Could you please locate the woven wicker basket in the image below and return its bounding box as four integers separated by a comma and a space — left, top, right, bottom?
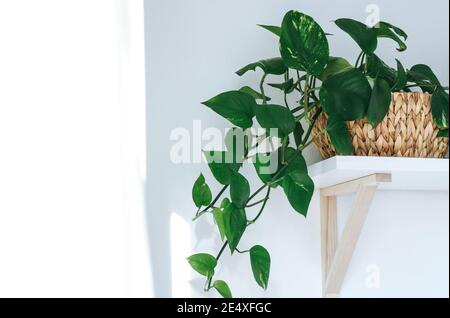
312, 92, 449, 159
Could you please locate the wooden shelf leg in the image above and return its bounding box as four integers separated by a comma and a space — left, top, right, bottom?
320, 173, 391, 298
320, 194, 338, 298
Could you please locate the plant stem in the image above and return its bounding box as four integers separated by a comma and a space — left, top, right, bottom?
301, 107, 322, 146
192, 210, 212, 221
260, 73, 268, 105
248, 187, 271, 224
246, 196, 268, 208
355, 51, 364, 68
284, 93, 290, 109
205, 240, 228, 291
216, 241, 228, 261
364, 53, 368, 74
246, 184, 268, 204
235, 248, 250, 254
199, 185, 228, 214
303, 74, 310, 122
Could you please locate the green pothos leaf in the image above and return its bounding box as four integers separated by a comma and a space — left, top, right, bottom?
202, 91, 256, 129
192, 174, 212, 208
280, 10, 329, 75
250, 245, 271, 290
236, 58, 287, 76
282, 171, 314, 217
213, 280, 233, 298
187, 254, 217, 277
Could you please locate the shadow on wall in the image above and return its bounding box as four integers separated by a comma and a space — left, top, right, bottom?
145, 195, 226, 297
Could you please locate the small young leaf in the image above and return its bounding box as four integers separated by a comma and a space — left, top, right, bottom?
239, 86, 271, 101
250, 245, 271, 290
192, 174, 213, 208
255, 104, 296, 138
213, 280, 233, 298
432, 88, 449, 129
320, 68, 371, 121
282, 171, 314, 217
202, 91, 256, 129
392, 59, 407, 92
258, 24, 281, 37
268, 78, 295, 93
319, 56, 352, 81
326, 116, 353, 155
367, 77, 392, 127
236, 58, 287, 76
204, 151, 242, 185
280, 10, 329, 75
187, 253, 217, 277
230, 173, 250, 208
375, 21, 408, 52
223, 202, 247, 253
335, 18, 377, 54
213, 208, 226, 241
220, 198, 231, 209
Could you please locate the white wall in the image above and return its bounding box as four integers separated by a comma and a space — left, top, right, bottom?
144, 0, 449, 297
0, 0, 151, 297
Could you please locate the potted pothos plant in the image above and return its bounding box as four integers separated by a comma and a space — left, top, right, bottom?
187, 10, 449, 298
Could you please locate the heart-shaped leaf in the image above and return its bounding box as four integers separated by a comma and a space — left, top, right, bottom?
335, 18, 377, 54
319, 56, 352, 81
204, 151, 242, 185
280, 10, 329, 75
223, 202, 247, 253
250, 245, 271, 290
236, 58, 287, 76
282, 171, 314, 217
255, 104, 296, 138
202, 91, 256, 129
367, 77, 392, 127
213, 280, 233, 298
230, 173, 250, 208
187, 253, 217, 277
432, 88, 449, 129
326, 116, 353, 155
192, 174, 212, 208
320, 68, 371, 121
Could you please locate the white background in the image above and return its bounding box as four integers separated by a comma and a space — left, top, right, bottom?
145, 0, 449, 297
0, 0, 151, 297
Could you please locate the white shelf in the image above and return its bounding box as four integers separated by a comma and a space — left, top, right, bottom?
308, 156, 449, 191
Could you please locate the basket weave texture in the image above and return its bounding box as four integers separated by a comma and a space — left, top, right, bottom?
313, 92, 449, 159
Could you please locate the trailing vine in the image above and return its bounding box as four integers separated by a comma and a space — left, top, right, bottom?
187, 10, 449, 298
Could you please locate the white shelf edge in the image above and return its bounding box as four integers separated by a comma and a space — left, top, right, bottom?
308, 156, 449, 192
